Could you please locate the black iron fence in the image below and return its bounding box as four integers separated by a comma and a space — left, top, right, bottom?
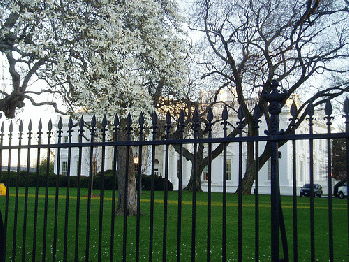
0, 92, 349, 261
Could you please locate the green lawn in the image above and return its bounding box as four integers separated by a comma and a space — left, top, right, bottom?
0, 187, 348, 261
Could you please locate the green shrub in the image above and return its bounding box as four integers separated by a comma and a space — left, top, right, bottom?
39, 158, 55, 176
139, 174, 173, 191
0, 170, 173, 191
95, 171, 173, 191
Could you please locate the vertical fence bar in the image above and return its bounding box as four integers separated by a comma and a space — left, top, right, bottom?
325, 100, 334, 262
222, 106, 228, 262
136, 113, 144, 262
32, 120, 41, 261
237, 106, 244, 262
207, 108, 213, 262
177, 111, 185, 262
85, 115, 96, 262
12, 121, 23, 261
253, 105, 261, 261
64, 118, 73, 262
308, 102, 315, 262
22, 120, 33, 261
290, 102, 298, 262
149, 112, 157, 262
122, 114, 132, 262
75, 117, 84, 262
98, 115, 107, 262
254, 132, 259, 261
163, 112, 171, 262
292, 149, 298, 262
4, 121, 12, 251
269, 117, 279, 261
42, 120, 52, 261
23, 121, 33, 262
344, 98, 349, 256
53, 117, 63, 262
0, 122, 3, 261
191, 109, 199, 262
110, 114, 119, 262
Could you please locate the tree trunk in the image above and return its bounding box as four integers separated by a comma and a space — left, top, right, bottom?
239, 160, 257, 195
333, 179, 347, 197
239, 125, 258, 195
236, 141, 273, 195
184, 164, 204, 192
0, 93, 25, 119
115, 125, 138, 216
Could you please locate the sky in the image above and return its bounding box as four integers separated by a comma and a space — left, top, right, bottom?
0, 52, 60, 129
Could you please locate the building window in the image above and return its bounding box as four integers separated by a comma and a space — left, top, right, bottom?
300, 161, 303, 183
177, 159, 181, 178
154, 159, 160, 176
226, 160, 232, 180
202, 165, 209, 181
62, 161, 68, 175
63, 136, 69, 143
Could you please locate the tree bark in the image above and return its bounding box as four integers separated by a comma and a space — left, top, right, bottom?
183, 164, 205, 192
0, 93, 25, 119
239, 160, 257, 195
333, 179, 347, 197
115, 123, 138, 216
240, 124, 258, 195
236, 140, 281, 195
183, 143, 205, 191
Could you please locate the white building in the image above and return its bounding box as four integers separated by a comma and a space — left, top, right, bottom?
55, 93, 332, 195
54, 115, 115, 178
149, 104, 331, 195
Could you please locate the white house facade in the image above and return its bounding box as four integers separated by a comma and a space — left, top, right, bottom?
148, 106, 331, 195
55, 95, 333, 196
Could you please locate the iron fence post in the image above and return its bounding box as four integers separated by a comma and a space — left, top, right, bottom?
262, 80, 287, 262
344, 98, 349, 255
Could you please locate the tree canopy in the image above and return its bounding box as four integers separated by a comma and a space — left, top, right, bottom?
177, 0, 349, 192
1, 0, 189, 216
190, 0, 349, 105
0, 0, 189, 119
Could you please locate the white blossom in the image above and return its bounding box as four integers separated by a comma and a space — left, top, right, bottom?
1, 0, 189, 120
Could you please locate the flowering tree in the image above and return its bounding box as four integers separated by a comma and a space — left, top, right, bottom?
1, 0, 187, 117
0, 0, 188, 214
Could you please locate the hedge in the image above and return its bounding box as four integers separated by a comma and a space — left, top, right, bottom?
0, 171, 173, 191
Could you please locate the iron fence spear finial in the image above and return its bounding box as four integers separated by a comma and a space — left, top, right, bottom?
262, 80, 287, 135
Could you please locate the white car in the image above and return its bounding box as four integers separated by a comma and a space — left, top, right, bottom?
337, 183, 348, 199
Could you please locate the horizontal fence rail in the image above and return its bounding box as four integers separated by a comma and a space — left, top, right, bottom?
0, 98, 349, 261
